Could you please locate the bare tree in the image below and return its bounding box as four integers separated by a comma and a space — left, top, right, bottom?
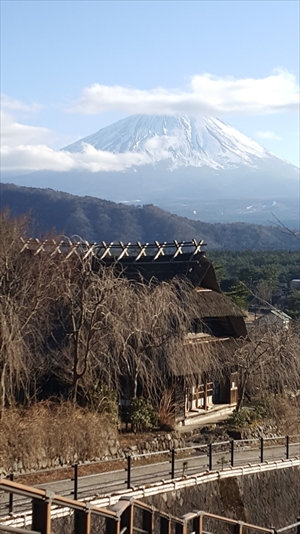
0, 212, 249, 419
50, 257, 120, 403
234, 321, 300, 410
269, 212, 300, 241
0, 212, 58, 417
118, 278, 226, 406
119, 280, 190, 400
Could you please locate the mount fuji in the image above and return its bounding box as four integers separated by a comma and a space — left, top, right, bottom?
64, 115, 270, 169
7, 115, 300, 224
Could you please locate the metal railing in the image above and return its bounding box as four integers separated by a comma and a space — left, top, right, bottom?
0, 527, 41, 533
1, 478, 300, 534
1, 434, 299, 516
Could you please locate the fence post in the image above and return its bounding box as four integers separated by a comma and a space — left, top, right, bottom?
32, 497, 52, 534
175, 521, 188, 534
192, 512, 204, 534
260, 437, 264, 463
74, 507, 91, 534
127, 455, 131, 489
286, 435, 289, 460
72, 463, 78, 500
233, 522, 243, 533
142, 507, 155, 534
230, 440, 234, 467
106, 498, 133, 534
208, 443, 212, 471
120, 499, 134, 534
160, 516, 171, 534
8, 473, 14, 514
170, 448, 175, 479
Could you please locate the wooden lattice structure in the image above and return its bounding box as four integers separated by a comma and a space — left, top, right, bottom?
19, 238, 209, 284
20, 238, 205, 261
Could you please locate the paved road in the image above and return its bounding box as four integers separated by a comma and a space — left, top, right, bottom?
1, 438, 299, 518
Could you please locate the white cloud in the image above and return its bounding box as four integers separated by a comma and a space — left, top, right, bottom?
1, 94, 42, 113
1, 95, 55, 149
256, 130, 282, 140
1, 137, 177, 173
1, 103, 74, 150
1, 105, 178, 172
1, 110, 54, 147
70, 69, 299, 116
1, 144, 76, 172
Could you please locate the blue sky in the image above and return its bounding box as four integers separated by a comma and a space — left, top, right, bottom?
1, 0, 299, 172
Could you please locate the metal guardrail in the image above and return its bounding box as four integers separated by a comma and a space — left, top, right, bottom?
1, 434, 299, 516
0, 527, 41, 533
1, 476, 300, 534
2, 462, 300, 528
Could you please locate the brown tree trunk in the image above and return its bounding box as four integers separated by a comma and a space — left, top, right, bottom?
0, 362, 8, 421
237, 370, 249, 411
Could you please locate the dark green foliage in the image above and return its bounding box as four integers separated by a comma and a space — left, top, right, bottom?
227, 401, 272, 430
284, 290, 300, 319
127, 397, 158, 432
87, 383, 119, 423
207, 250, 300, 308
208, 250, 299, 281
226, 282, 251, 308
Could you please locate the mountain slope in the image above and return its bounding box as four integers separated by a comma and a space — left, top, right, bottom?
1, 183, 299, 251
5, 114, 299, 225
63, 114, 270, 169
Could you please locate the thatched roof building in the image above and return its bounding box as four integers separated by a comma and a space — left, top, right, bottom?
93, 240, 247, 341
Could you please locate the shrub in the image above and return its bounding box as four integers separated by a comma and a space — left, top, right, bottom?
88, 382, 119, 425
227, 399, 273, 430
127, 397, 157, 433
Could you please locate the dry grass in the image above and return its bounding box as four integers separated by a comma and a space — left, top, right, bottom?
157, 389, 176, 430
0, 401, 118, 474
269, 395, 300, 435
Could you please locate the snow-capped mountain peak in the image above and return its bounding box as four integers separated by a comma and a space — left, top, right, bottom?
63, 114, 271, 170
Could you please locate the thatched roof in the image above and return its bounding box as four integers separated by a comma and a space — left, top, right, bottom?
168, 336, 245, 377
94, 241, 247, 340
96, 250, 221, 291
195, 289, 244, 318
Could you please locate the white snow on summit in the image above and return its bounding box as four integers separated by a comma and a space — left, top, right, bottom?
63, 115, 271, 170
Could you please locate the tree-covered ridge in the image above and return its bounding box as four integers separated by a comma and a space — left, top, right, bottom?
1, 182, 299, 251
207, 250, 300, 285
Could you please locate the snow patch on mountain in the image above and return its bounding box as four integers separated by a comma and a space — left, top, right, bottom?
63, 114, 271, 170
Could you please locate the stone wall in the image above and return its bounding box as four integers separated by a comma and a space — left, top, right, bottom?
118, 432, 185, 458
50, 466, 300, 534
143, 466, 300, 531
0, 432, 185, 476
0, 421, 292, 476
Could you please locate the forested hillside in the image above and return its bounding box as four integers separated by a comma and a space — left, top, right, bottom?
1, 183, 299, 250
